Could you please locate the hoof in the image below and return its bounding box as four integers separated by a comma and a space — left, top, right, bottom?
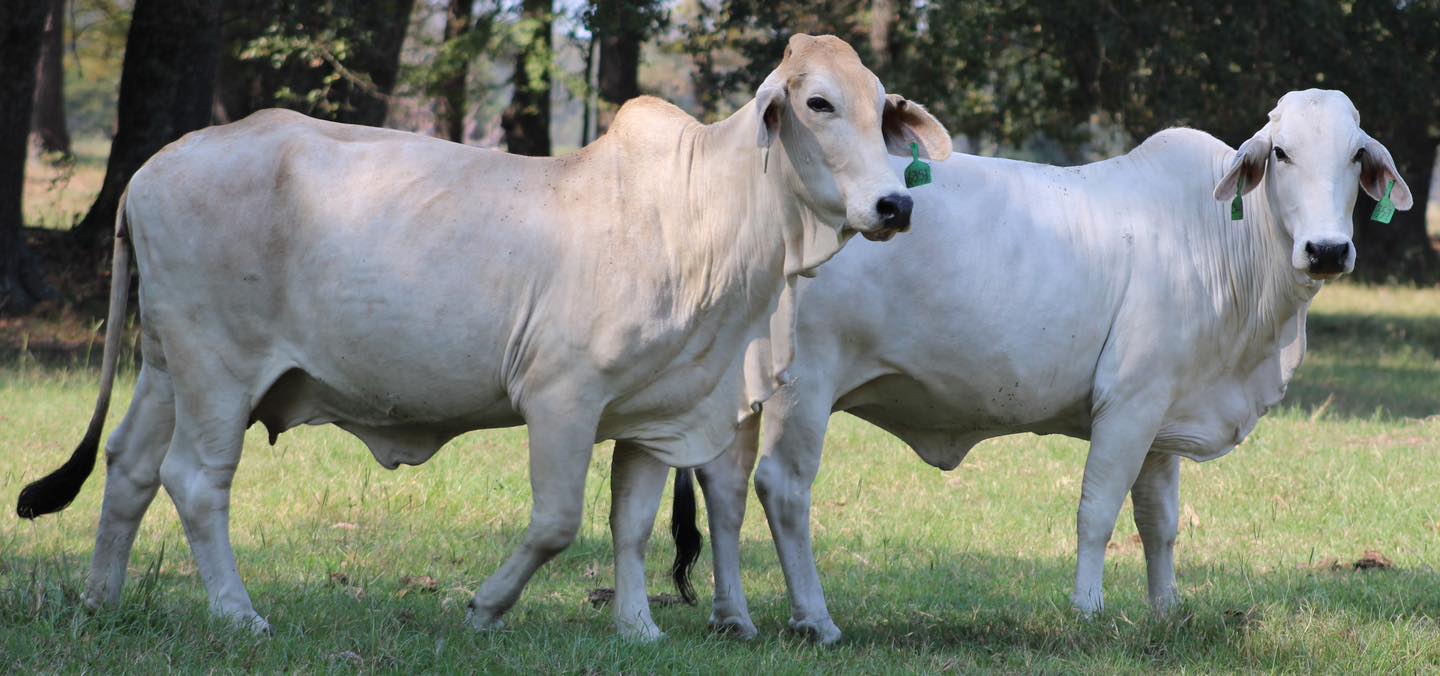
465, 606, 506, 632
1070, 599, 1103, 620
246, 615, 273, 636
1149, 593, 1182, 617
708, 615, 759, 641
617, 623, 666, 642
787, 616, 842, 646
221, 612, 271, 636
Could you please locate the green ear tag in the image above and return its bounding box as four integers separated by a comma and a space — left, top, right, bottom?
904, 142, 931, 188
1230, 174, 1245, 221
1370, 179, 1396, 224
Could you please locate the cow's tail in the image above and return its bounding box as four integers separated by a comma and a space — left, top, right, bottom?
669, 468, 702, 605
16, 190, 132, 519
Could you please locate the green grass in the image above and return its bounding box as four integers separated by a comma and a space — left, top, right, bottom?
3, 284, 1439, 672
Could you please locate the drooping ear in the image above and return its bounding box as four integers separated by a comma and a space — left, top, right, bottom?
882, 94, 952, 160
1358, 133, 1414, 210
1212, 129, 1271, 201
754, 71, 787, 149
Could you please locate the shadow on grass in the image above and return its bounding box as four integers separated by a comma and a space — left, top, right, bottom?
1285, 311, 1440, 419
6, 539, 1440, 670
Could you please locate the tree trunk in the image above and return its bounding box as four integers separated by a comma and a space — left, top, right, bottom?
215, 0, 416, 127
502, 0, 552, 156
0, 2, 58, 315
1351, 136, 1438, 284
336, 0, 415, 127
72, 0, 222, 251
594, 0, 642, 134
32, 0, 70, 157
868, 0, 895, 70
436, 0, 473, 142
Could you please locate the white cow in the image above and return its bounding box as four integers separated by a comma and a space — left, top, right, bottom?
15, 34, 951, 640
673, 89, 1411, 644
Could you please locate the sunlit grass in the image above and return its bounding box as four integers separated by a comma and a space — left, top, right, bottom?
2, 285, 1438, 671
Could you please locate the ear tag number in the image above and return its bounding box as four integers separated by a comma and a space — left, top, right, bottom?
1371, 179, 1396, 224
1230, 174, 1245, 221
904, 142, 932, 188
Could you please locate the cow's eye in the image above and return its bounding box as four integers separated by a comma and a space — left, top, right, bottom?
1274, 147, 1290, 163
1353, 148, 1366, 163
806, 97, 834, 113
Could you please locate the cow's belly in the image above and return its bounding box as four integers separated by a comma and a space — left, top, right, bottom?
249, 364, 523, 468
836, 372, 1094, 470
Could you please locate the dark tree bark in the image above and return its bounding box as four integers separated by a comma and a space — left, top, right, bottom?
436, 0, 473, 142
594, 2, 641, 134
502, 0, 552, 156
32, 0, 71, 157
0, 2, 58, 315
72, 0, 222, 250
215, 0, 416, 127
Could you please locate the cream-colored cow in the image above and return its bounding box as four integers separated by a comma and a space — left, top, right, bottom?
16, 34, 950, 640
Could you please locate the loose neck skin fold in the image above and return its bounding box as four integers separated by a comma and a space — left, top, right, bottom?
1191, 157, 1319, 345
649, 99, 804, 320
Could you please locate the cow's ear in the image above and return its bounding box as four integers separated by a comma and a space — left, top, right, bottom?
1358, 133, 1413, 210
882, 94, 951, 160
1212, 130, 1270, 201
755, 72, 787, 149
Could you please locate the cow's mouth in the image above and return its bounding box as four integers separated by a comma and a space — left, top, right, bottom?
862, 228, 898, 242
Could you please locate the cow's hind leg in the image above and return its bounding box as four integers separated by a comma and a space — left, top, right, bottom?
608, 441, 669, 640
1130, 451, 1181, 614
467, 417, 597, 630
159, 373, 264, 632
84, 362, 176, 608
696, 414, 760, 639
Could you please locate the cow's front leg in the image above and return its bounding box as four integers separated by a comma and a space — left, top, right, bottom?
609, 442, 669, 641
467, 417, 596, 631
1071, 409, 1163, 616
1131, 451, 1181, 614
752, 389, 840, 644
695, 414, 761, 639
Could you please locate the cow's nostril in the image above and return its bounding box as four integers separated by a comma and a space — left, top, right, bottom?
1305, 240, 1351, 274
875, 194, 914, 231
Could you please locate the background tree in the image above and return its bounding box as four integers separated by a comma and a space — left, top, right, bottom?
502, 0, 553, 156
678, 0, 1439, 283
965, 0, 1440, 283
215, 0, 417, 126
585, 0, 667, 133
437, 0, 475, 142
32, 0, 72, 157
0, 2, 58, 315
71, 0, 222, 251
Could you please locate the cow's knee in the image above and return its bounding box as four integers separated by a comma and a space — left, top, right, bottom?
752, 455, 786, 500
526, 514, 580, 556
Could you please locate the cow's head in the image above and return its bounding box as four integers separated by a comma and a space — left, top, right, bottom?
1212, 89, 1411, 281
755, 34, 951, 274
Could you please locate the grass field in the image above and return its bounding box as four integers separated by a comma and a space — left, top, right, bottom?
1, 284, 1438, 672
